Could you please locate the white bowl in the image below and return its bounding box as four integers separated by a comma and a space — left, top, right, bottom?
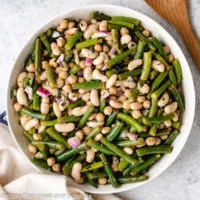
6, 4, 195, 194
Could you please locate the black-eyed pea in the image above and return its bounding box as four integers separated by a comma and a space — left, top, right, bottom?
120, 27, 129, 35
143, 100, 151, 109
62, 84, 72, 94
140, 84, 150, 94
145, 137, 157, 146
137, 95, 146, 103
34, 152, 44, 159
49, 58, 59, 68
79, 19, 88, 31
164, 45, 170, 54
142, 29, 150, 37
102, 127, 111, 134
164, 102, 178, 114
38, 124, 46, 133
86, 148, 96, 163
109, 87, 117, 95
83, 126, 92, 135
78, 77, 85, 82
103, 44, 110, 53
89, 113, 96, 121
94, 44, 102, 52
59, 71, 68, 79
52, 163, 61, 173
14, 102, 22, 112
59, 19, 68, 29
56, 78, 64, 88
26, 63, 35, 73
168, 54, 175, 62
155, 138, 161, 145
28, 144, 37, 155
132, 110, 142, 119
94, 133, 103, 141
56, 37, 65, 47
159, 123, 165, 129
158, 92, 169, 107
104, 106, 113, 115
62, 132, 68, 136
51, 42, 62, 56
96, 113, 105, 122
160, 134, 168, 140
152, 60, 165, 72
47, 157, 56, 167
130, 102, 143, 110
67, 75, 77, 84
98, 178, 107, 185
65, 27, 78, 35
68, 21, 75, 29
54, 123, 75, 133
164, 120, 172, 127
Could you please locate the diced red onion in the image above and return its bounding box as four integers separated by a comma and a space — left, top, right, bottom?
25, 86, 33, 100
36, 87, 50, 97
91, 31, 110, 39
110, 46, 117, 54
57, 53, 65, 63
85, 58, 92, 67
127, 133, 138, 141
77, 71, 83, 77
116, 89, 124, 96
68, 137, 81, 149
52, 31, 61, 38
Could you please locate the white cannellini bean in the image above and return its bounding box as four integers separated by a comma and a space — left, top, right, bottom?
80, 48, 98, 59
84, 24, 97, 39
71, 162, 83, 184
106, 74, 118, 89
92, 69, 107, 82
86, 121, 104, 128
40, 97, 50, 115
128, 59, 143, 71
93, 52, 105, 65
20, 115, 31, 128
65, 28, 78, 35
16, 88, 28, 106
40, 71, 47, 81
120, 34, 132, 45
109, 100, 122, 109
24, 119, 39, 131
123, 147, 133, 155
54, 123, 75, 132
17, 72, 27, 88
72, 105, 89, 116
172, 113, 179, 122
83, 67, 93, 81
152, 60, 165, 72
86, 148, 96, 163
140, 84, 150, 94
164, 102, 178, 114
38, 125, 46, 133
158, 92, 169, 107
90, 89, 99, 106
130, 102, 143, 110
99, 20, 108, 31
132, 110, 142, 119
98, 178, 107, 185
82, 92, 90, 102
13, 102, 22, 112
53, 102, 62, 118
164, 120, 172, 127
94, 133, 103, 141
117, 77, 136, 89
51, 42, 62, 56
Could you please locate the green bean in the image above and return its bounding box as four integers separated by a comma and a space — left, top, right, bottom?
85, 172, 98, 188
107, 121, 123, 141
134, 40, 147, 59
76, 38, 102, 50
131, 88, 140, 101
56, 142, 87, 162
32, 94, 40, 111
46, 127, 70, 149
65, 32, 81, 50
111, 29, 121, 54
99, 153, 119, 188
34, 143, 48, 160
105, 111, 118, 126
22, 78, 29, 88
41, 115, 81, 126
108, 23, 123, 30
136, 145, 172, 157
21, 107, 46, 120
149, 124, 157, 136
118, 159, 129, 172
112, 16, 140, 26
169, 84, 184, 111
82, 161, 104, 172
150, 70, 159, 80
142, 117, 152, 126
46, 65, 57, 88
147, 71, 168, 99
31, 158, 50, 170
99, 98, 106, 113
118, 68, 142, 80
118, 175, 148, 184
23, 131, 34, 142
169, 69, 177, 86
123, 164, 135, 176
63, 154, 86, 176
155, 128, 170, 136
116, 138, 145, 147
172, 121, 181, 130
106, 69, 115, 77
153, 52, 171, 70
100, 137, 138, 166
130, 154, 161, 176
89, 11, 111, 21
106, 48, 135, 68
40, 33, 52, 55
68, 99, 85, 110
34, 38, 42, 72
165, 130, 180, 145
69, 64, 81, 75
117, 113, 144, 133
139, 132, 150, 138
72, 81, 104, 89
87, 172, 108, 180
140, 51, 152, 81
110, 19, 134, 29
87, 139, 116, 155
65, 50, 73, 62
46, 29, 53, 37
173, 59, 182, 84
148, 114, 174, 124
151, 80, 171, 99
150, 37, 167, 60
32, 141, 65, 150
78, 106, 95, 128
85, 126, 101, 140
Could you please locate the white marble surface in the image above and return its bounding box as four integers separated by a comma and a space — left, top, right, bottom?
0, 0, 200, 199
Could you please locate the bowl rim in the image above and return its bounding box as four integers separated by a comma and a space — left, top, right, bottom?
6, 4, 196, 194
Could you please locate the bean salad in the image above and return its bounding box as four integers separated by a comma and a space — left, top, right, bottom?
12, 11, 184, 188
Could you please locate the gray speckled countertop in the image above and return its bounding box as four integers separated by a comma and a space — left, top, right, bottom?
0, 0, 200, 199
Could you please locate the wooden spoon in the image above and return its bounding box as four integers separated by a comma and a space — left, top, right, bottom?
145, 0, 200, 70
